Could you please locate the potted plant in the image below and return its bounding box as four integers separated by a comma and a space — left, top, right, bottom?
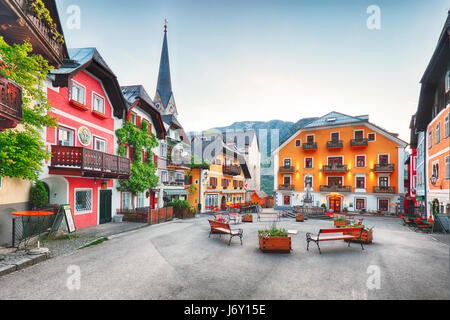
242, 214, 253, 223
258, 225, 291, 253
296, 213, 304, 222
333, 216, 348, 227
343, 224, 374, 244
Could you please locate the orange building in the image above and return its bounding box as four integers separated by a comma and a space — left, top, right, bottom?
272, 112, 408, 213
187, 135, 251, 212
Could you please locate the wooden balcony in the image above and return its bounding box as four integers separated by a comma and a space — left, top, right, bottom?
0, 75, 22, 131
223, 164, 242, 176
373, 186, 396, 194
326, 140, 344, 148
279, 184, 295, 191
302, 142, 318, 150
322, 164, 348, 173
49, 145, 130, 179
320, 185, 351, 193
0, 0, 67, 67
279, 166, 295, 173
373, 164, 395, 172
350, 138, 368, 147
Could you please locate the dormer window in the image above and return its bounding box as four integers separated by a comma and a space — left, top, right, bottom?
71, 82, 85, 104
92, 93, 105, 114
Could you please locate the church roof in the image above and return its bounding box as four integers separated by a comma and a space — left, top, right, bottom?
156, 29, 173, 108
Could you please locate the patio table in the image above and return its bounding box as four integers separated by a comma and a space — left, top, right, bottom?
12, 211, 55, 254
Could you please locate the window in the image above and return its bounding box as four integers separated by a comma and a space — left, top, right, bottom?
283, 159, 291, 167
283, 196, 291, 206
428, 130, 433, 149
305, 176, 312, 189
413, 156, 417, 170
94, 137, 106, 152
137, 193, 145, 208
283, 175, 291, 185
328, 156, 343, 166
305, 157, 313, 169
432, 162, 439, 179
446, 70, 450, 93
445, 156, 450, 180
354, 130, 364, 141
356, 177, 365, 189
92, 94, 105, 114
121, 192, 131, 210
129, 112, 137, 125
356, 199, 365, 210
356, 155, 366, 168
306, 135, 314, 144
71, 82, 85, 104
210, 177, 218, 187
379, 199, 389, 212
58, 127, 75, 146
123, 145, 130, 159
379, 177, 389, 187
368, 133, 376, 141
216, 159, 222, 165
160, 142, 167, 158
379, 154, 389, 165
75, 189, 92, 214
161, 171, 168, 183
445, 115, 449, 138
436, 122, 441, 144
295, 139, 301, 147
328, 177, 343, 186
331, 132, 339, 142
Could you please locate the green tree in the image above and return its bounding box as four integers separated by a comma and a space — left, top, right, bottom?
116, 120, 159, 208
30, 181, 49, 209
0, 37, 57, 181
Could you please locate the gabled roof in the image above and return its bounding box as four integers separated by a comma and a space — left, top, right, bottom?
303, 111, 368, 129
121, 85, 166, 139
50, 48, 127, 119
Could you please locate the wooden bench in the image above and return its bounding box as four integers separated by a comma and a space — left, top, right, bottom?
306, 227, 364, 254
208, 220, 243, 245
257, 212, 280, 222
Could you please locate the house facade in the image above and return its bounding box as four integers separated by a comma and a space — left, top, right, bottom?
414, 11, 450, 217
40, 48, 130, 229
188, 134, 251, 212
272, 112, 408, 213
0, 0, 68, 245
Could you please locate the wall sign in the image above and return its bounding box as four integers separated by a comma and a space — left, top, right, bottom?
78, 126, 92, 146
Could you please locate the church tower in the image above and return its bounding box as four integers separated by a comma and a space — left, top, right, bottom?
154, 21, 178, 117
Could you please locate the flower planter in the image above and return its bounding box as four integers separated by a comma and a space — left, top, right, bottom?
334, 220, 348, 227
242, 215, 253, 223
344, 229, 373, 244
296, 214, 304, 222
259, 236, 291, 253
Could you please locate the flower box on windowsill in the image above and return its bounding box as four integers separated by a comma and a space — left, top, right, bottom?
69, 99, 89, 111
92, 110, 108, 119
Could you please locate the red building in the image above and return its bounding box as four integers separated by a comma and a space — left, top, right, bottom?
41, 48, 130, 229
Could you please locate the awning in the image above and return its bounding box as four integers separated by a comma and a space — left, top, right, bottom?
163, 189, 189, 196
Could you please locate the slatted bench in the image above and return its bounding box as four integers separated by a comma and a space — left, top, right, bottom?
257, 212, 280, 222
306, 227, 364, 254
208, 220, 243, 245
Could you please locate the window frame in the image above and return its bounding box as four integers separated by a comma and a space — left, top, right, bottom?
74, 188, 93, 215
92, 91, 105, 114
57, 126, 76, 147
71, 80, 86, 105
93, 136, 107, 153
355, 155, 366, 168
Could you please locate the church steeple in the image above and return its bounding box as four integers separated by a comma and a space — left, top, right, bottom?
155, 20, 177, 116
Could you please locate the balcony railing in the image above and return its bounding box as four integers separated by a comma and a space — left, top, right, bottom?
279, 184, 295, 191
320, 185, 351, 192
322, 164, 348, 173
374, 164, 395, 172
350, 138, 368, 147
223, 164, 242, 176
280, 166, 295, 173
302, 142, 318, 150
373, 186, 396, 194
326, 140, 344, 148
49, 145, 130, 179
0, 76, 23, 130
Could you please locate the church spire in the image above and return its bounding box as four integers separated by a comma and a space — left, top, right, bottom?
155, 19, 175, 114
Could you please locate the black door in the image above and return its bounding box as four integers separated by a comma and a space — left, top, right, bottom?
99, 190, 112, 224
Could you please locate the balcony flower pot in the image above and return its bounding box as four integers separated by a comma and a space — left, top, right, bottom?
258, 227, 291, 253
296, 213, 304, 222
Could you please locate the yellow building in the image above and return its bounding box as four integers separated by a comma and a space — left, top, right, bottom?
272, 112, 408, 213
187, 135, 251, 212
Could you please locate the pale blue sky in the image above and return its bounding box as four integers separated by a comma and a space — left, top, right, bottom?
56, 0, 450, 142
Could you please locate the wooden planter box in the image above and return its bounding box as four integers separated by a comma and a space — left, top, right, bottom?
344, 229, 373, 244
334, 220, 348, 227
242, 216, 253, 223
296, 214, 304, 222
259, 236, 291, 253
